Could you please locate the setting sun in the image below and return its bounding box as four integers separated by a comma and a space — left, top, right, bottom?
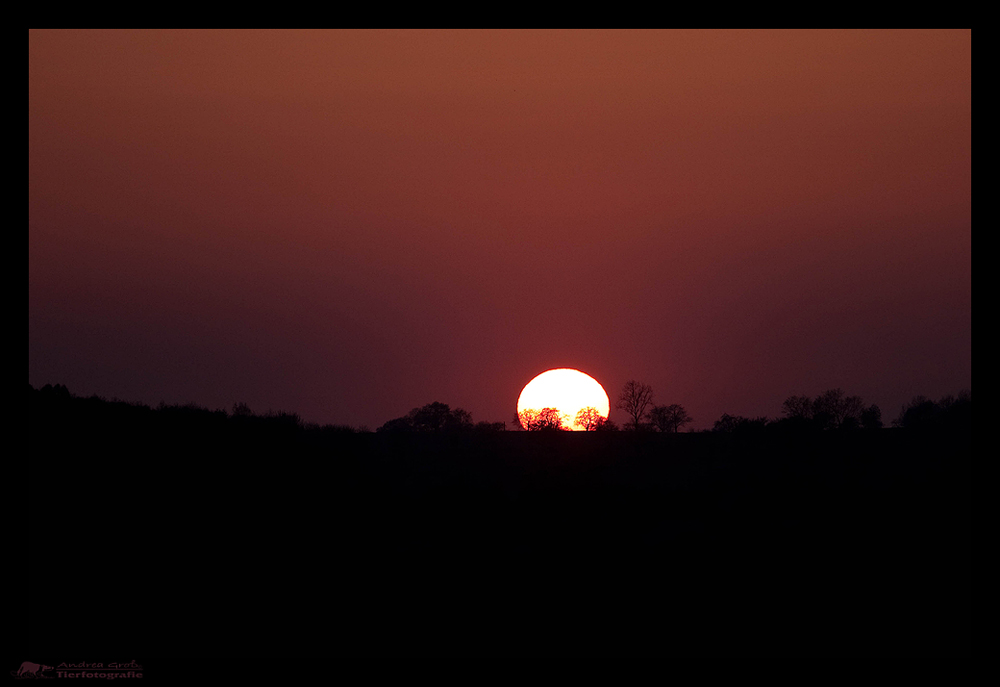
516, 368, 610, 430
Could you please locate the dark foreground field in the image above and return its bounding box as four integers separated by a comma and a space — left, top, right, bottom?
28, 399, 969, 657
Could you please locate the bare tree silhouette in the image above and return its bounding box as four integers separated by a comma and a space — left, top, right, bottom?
781, 395, 813, 420
812, 388, 864, 430
648, 404, 693, 433
574, 406, 605, 431
781, 390, 873, 430
518, 407, 568, 431
616, 380, 654, 430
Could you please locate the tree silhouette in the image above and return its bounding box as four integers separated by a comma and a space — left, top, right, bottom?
410, 402, 472, 432
574, 406, 605, 431
860, 404, 883, 430
377, 401, 474, 433
781, 395, 813, 420
648, 404, 693, 433
712, 413, 768, 434
377, 416, 415, 433
812, 388, 864, 430
518, 407, 568, 431
593, 416, 618, 431
713, 414, 740, 433
892, 392, 970, 430
232, 402, 254, 417
616, 380, 654, 430
895, 396, 943, 428
781, 389, 871, 431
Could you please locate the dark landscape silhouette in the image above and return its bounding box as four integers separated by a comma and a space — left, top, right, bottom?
29, 29, 970, 663
27, 382, 970, 657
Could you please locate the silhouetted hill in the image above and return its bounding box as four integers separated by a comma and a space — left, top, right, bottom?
27, 385, 969, 657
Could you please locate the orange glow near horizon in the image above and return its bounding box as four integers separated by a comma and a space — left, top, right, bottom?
516, 368, 610, 430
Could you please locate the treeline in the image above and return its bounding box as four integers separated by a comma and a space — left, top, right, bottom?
29, 382, 971, 441
610, 380, 972, 435
28, 383, 367, 447
712, 388, 971, 435
376, 401, 505, 433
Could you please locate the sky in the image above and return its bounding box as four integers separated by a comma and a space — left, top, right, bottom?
29, 30, 971, 430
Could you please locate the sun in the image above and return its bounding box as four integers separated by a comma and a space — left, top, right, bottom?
516, 368, 610, 431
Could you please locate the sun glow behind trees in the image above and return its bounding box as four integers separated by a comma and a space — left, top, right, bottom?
516, 369, 610, 431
